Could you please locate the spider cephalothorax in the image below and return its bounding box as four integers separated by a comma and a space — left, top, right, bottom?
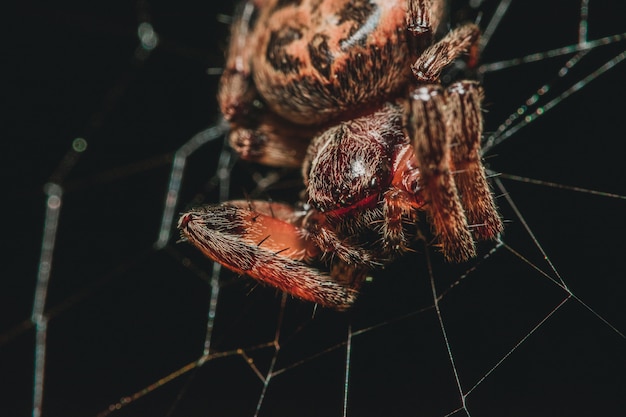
178, 0, 503, 310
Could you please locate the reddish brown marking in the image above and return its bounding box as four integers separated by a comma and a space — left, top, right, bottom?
326, 193, 379, 217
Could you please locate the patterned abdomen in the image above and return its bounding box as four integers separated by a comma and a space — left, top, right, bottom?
252, 0, 417, 124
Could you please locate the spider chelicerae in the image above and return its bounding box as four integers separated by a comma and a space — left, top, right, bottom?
178, 0, 503, 310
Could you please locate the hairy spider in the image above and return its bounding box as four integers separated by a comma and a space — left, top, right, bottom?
178, 0, 503, 310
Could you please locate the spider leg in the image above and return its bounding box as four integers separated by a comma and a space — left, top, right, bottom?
228, 111, 314, 167
405, 0, 445, 35
381, 188, 418, 254
381, 142, 426, 255
446, 81, 503, 240
411, 23, 480, 83
303, 210, 383, 268
178, 200, 359, 310
407, 85, 476, 261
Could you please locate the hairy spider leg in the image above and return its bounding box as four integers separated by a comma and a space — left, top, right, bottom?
227, 111, 314, 167
411, 23, 481, 82
382, 137, 425, 254
178, 200, 359, 310
405, 0, 445, 35
407, 85, 476, 261
446, 81, 503, 240
303, 209, 380, 267
402, 18, 488, 260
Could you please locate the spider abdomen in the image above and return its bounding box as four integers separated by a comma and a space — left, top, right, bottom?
249, 0, 442, 125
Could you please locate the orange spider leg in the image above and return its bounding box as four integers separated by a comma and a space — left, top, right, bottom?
178, 201, 359, 310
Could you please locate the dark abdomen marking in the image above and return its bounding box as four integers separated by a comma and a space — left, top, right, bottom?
266, 26, 303, 73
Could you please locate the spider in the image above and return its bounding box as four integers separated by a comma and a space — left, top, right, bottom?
178, 0, 503, 311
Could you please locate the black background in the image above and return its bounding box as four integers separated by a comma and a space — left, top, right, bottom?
3, 1, 626, 416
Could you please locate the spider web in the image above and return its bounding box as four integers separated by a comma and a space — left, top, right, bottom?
3, 0, 626, 416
